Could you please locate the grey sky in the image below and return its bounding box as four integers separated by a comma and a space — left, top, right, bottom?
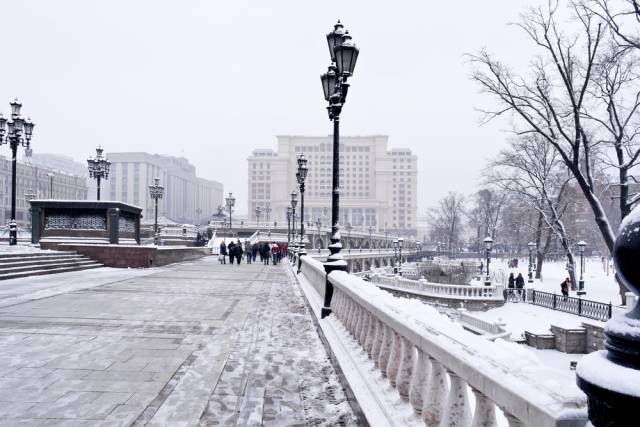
0, 0, 537, 214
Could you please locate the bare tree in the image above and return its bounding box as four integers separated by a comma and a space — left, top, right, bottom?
588, 0, 640, 50
469, 3, 617, 254
486, 135, 579, 287
427, 192, 465, 256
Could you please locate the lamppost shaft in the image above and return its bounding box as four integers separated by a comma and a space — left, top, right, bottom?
154, 198, 159, 235
96, 175, 101, 200
10, 143, 17, 245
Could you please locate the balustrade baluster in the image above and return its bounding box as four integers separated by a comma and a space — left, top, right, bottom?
503, 412, 525, 427
334, 292, 344, 319
471, 388, 497, 427
371, 319, 383, 366
442, 372, 471, 426
348, 300, 357, 334
396, 336, 414, 399
353, 305, 363, 339
387, 330, 402, 387
378, 323, 393, 375
422, 358, 447, 427
359, 309, 370, 345
409, 348, 429, 415
364, 312, 376, 356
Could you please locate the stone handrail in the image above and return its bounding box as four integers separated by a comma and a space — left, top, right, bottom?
370, 274, 505, 301
297, 256, 588, 426
160, 226, 197, 238
457, 309, 510, 340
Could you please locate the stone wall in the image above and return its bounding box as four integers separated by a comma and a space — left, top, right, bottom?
52, 244, 208, 268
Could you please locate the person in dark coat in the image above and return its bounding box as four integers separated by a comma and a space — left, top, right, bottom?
508, 273, 515, 289
261, 242, 270, 265
244, 240, 251, 264
515, 273, 525, 300
228, 241, 236, 265
252, 243, 258, 262
219, 241, 227, 264
561, 277, 570, 299
235, 239, 243, 265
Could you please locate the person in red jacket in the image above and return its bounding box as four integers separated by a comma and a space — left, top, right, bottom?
271, 243, 279, 265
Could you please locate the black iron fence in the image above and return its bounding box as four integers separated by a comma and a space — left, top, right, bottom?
505, 289, 612, 322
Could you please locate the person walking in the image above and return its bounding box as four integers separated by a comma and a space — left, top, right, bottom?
245, 240, 251, 264
261, 242, 270, 265
561, 277, 570, 299
515, 272, 525, 301
252, 243, 258, 263
228, 241, 236, 265
235, 239, 243, 265
219, 241, 227, 265
271, 242, 279, 266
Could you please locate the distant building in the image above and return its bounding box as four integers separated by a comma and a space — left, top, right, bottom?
248, 135, 418, 236
3, 154, 88, 226
104, 152, 223, 224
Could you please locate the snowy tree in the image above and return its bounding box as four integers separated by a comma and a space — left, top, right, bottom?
426, 192, 465, 256
466, 188, 507, 255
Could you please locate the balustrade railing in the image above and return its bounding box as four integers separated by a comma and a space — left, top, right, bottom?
457, 309, 510, 340
527, 290, 612, 322
370, 273, 504, 301
321, 264, 588, 426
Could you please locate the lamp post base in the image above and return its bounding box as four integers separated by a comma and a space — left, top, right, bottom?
9, 220, 17, 246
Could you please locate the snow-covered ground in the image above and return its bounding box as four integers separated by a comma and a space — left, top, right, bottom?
0, 244, 56, 254
471, 257, 623, 305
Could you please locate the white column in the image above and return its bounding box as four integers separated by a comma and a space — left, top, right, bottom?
359, 310, 370, 346
377, 323, 393, 374
471, 388, 497, 427
422, 358, 447, 426
396, 336, 414, 400
371, 319, 383, 366
386, 330, 401, 387
442, 372, 471, 426
363, 312, 376, 356
409, 348, 428, 415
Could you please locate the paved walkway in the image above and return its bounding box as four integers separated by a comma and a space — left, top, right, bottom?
0, 257, 356, 426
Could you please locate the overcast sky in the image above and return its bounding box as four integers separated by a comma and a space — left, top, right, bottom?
0, 0, 539, 214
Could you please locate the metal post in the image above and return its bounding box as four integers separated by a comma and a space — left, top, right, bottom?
9, 143, 17, 246
96, 175, 101, 200
50, 174, 54, 198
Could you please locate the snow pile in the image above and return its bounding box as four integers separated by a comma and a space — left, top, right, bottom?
576, 351, 640, 397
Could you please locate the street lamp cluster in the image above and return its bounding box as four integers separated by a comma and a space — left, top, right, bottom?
225, 192, 235, 236
393, 237, 404, 275
87, 146, 111, 200
295, 154, 308, 272
0, 99, 35, 245
148, 177, 164, 244
320, 21, 360, 318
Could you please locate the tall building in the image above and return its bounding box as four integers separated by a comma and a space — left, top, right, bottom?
2, 154, 88, 226
248, 135, 418, 236
104, 152, 223, 224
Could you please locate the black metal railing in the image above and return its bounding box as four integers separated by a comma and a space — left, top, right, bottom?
505, 289, 612, 322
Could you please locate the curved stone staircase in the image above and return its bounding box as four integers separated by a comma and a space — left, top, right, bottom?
0, 251, 103, 280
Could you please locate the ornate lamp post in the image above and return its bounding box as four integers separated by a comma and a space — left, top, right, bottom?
577, 240, 587, 296
0, 99, 35, 245
148, 177, 164, 244
225, 192, 235, 236
320, 20, 360, 318
346, 222, 353, 253
296, 154, 308, 272
316, 217, 322, 254
291, 191, 298, 259
528, 241, 536, 284
393, 238, 399, 274
87, 146, 110, 200
255, 206, 262, 229
286, 206, 292, 247
484, 236, 493, 286
398, 236, 404, 275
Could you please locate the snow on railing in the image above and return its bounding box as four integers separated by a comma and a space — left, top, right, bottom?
456, 309, 510, 340
370, 273, 505, 301
298, 256, 588, 426
160, 225, 197, 238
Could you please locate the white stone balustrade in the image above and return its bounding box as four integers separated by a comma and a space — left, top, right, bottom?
457, 309, 510, 340
371, 273, 504, 301
299, 255, 588, 426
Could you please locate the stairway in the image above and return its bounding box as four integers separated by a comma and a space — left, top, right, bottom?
0, 251, 103, 280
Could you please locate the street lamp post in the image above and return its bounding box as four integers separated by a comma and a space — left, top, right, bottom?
286, 206, 292, 247
296, 154, 308, 273
148, 177, 164, 245
225, 192, 235, 237
368, 226, 373, 253
0, 99, 35, 245
484, 236, 493, 286
346, 222, 352, 253
393, 239, 399, 274
528, 241, 536, 284
291, 191, 298, 259
577, 240, 587, 296
87, 147, 110, 200
195, 207, 202, 225
316, 218, 322, 254
320, 20, 359, 318
255, 206, 261, 229
398, 236, 404, 275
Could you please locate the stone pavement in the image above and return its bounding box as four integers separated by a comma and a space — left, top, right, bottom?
0, 257, 357, 426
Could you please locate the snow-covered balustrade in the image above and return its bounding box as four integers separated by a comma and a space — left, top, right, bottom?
370, 273, 504, 301
457, 309, 510, 340
323, 267, 588, 426
160, 225, 198, 238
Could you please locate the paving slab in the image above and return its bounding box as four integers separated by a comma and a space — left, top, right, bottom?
0, 257, 356, 425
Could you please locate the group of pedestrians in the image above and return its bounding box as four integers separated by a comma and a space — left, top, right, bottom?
507, 272, 526, 301
218, 240, 287, 266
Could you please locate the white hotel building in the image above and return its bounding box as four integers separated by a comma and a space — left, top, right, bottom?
104, 152, 223, 224
248, 135, 418, 236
